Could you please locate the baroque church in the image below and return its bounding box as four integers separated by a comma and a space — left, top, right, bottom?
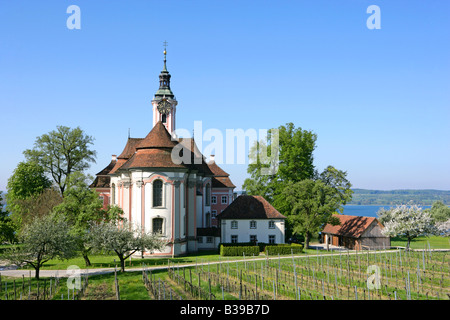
90, 48, 286, 256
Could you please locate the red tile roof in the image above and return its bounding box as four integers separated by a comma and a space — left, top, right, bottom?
119, 148, 192, 170
322, 215, 383, 238
136, 121, 178, 149
212, 176, 236, 189
218, 195, 286, 220
207, 160, 236, 188
110, 138, 143, 174
90, 159, 117, 188
112, 122, 214, 173
95, 159, 117, 176
89, 176, 111, 188
207, 160, 229, 177
117, 138, 143, 159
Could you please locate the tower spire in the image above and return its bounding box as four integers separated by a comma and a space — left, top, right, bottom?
163, 40, 168, 71
152, 41, 178, 133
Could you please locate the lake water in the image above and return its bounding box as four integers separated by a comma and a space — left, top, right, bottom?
342, 205, 432, 218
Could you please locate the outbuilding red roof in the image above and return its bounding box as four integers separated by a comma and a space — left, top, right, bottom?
322, 215, 383, 238
218, 195, 286, 220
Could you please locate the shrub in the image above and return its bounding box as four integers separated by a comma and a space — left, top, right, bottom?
265, 244, 304, 255
220, 245, 260, 256
219, 242, 267, 252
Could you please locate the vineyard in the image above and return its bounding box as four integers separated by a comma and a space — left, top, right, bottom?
1, 249, 449, 300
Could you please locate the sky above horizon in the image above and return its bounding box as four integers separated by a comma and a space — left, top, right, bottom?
1, 0, 449, 192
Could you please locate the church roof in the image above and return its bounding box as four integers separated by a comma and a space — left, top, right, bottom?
117, 138, 143, 159
217, 195, 286, 220
109, 138, 143, 174
90, 158, 117, 188
89, 176, 111, 188
178, 138, 214, 176
212, 176, 236, 189
119, 148, 191, 170
136, 121, 178, 149
207, 160, 235, 189
95, 158, 117, 176
113, 122, 213, 174
207, 160, 230, 177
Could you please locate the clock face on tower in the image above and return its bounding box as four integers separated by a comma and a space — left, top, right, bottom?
157, 99, 171, 115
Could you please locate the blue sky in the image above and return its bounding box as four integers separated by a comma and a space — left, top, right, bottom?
0, 0, 449, 192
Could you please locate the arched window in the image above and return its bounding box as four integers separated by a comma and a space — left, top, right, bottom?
153, 179, 163, 207
205, 183, 211, 206
162, 113, 167, 124
153, 218, 163, 235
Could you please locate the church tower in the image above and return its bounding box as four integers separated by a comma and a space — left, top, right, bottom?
151, 43, 178, 134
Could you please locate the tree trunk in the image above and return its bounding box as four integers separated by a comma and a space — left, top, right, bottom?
305, 233, 310, 250
119, 257, 126, 272
406, 237, 411, 252
83, 253, 91, 267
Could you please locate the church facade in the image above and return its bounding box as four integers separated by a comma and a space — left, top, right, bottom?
90, 49, 236, 256
91, 49, 287, 256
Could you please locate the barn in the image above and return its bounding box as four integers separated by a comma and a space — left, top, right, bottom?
321, 215, 390, 250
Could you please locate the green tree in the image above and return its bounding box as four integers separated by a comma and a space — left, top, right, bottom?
243, 122, 317, 203
428, 200, 450, 223
10, 188, 63, 236
0, 191, 16, 243
282, 179, 342, 249
243, 123, 352, 243
88, 220, 166, 272
317, 165, 353, 212
24, 125, 96, 195
4, 214, 77, 279
53, 171, 123, 266
6, 161, 53, 229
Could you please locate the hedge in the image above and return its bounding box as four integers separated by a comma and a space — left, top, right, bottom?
220, 242, 267, 252
220, 245, 260, 257
265, 244, 304, 255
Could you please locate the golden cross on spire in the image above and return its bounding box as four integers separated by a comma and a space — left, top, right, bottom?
162, 41, 168, 71
163, 40, 168, 55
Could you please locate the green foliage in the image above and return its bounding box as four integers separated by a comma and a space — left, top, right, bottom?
265, 243, 304, 255
219, 245, 259, 256
6, 161, 52, 218
220, 242, 268, 253
282, 179, 345, 248
243, 122, 352, 245
24, 125, 96, 194
428, 200, 450, 223
53, 171, 123, 266
243, 122, 317, 203
0, 191, 16, 243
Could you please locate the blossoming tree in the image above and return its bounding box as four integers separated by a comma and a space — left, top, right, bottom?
381, 204, 437, 250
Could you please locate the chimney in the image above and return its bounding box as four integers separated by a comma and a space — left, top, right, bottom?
112, 154, 117, 161
209, 154, 215, 163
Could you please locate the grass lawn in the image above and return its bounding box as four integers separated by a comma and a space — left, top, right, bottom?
16, 250, 228, 271
390, 235, 450, 249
